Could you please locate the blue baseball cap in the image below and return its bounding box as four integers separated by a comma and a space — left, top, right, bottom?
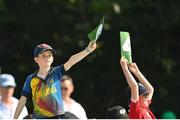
34, 43, 56, 57
125, 83, 149, 104
0, 74, 16, 87
138, 83, 149, 96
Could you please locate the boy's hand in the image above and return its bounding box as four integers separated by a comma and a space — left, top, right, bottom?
86, 41, 97, 53
120, 57, 128, 70
128, 63, 140, 74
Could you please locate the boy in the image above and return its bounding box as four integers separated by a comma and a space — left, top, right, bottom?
14, 41, 96, 119
120, 57, 155, 119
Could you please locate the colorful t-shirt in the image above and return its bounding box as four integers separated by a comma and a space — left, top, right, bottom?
21, 65, 65, 118
128, 100, 156, 119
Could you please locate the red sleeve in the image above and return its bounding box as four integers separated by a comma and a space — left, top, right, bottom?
128, 100, 141, 119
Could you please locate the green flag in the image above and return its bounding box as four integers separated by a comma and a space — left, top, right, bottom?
88, 16, 104, 42
120, 31, 132, 64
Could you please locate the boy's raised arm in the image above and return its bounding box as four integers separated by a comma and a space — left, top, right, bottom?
14, 95, 27, 119
64, 41, 96, 71
128, 63, 154, 100
120, 57, 139, 102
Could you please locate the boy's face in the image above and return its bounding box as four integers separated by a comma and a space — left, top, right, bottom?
34, 50, 54, 68
139, 95, 149, 107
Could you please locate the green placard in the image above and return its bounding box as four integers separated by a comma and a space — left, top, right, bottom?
120, 31, 132, 64
88, 17, 104, 42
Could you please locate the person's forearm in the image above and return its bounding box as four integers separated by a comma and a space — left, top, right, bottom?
120, 59, 139, 101
122, 67, 138, 88
134, 71, 154, 92
14, 96, 27, 119
64, 49, 91, 71
122, 67, 139, 102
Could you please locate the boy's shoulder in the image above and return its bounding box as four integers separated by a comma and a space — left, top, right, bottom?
25, 71, 37, 81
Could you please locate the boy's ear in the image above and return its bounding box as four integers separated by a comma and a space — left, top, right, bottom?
34, 57, 38, 63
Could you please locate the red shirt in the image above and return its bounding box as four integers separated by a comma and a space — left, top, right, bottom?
128, 100, 156, 119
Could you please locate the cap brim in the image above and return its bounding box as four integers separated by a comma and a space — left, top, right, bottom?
1, 83, 16, 87
140, 91, 149, 96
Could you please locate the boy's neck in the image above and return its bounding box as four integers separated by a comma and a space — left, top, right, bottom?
38, 66, 51, 74
37, 66, 51, 79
